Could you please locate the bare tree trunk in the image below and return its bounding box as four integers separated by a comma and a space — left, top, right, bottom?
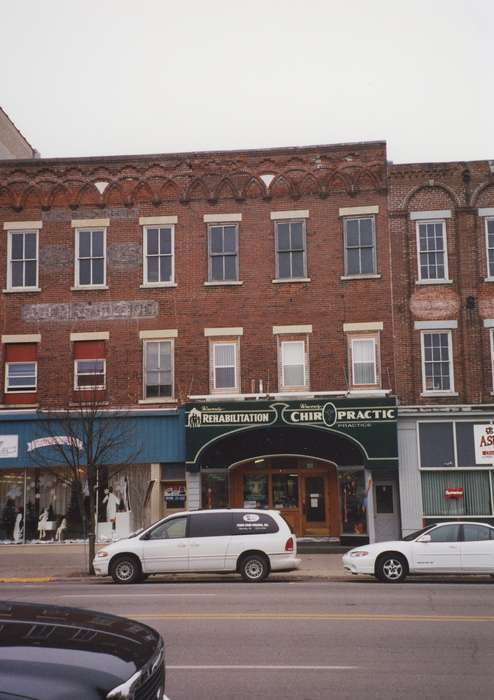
87, 470, 96, 575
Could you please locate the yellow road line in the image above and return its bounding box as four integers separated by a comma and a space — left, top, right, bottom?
132, 612, 494, 622
0, 577, 54, 583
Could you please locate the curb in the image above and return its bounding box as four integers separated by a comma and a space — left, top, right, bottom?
0, 573, 353, 584
0, 577, 55, 583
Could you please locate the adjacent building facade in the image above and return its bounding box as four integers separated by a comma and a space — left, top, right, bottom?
0, 138, 493, 544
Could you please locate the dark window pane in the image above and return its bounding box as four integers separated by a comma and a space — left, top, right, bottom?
92, 259, 104, 284
457, 422, 489, 467
147, 228, 159, 255
149, 516, 187, 540
224, 255, 237, 280
147, 256, 159, 282
160, 255, 172, 281
345, 219, 359, 245
92, 231, 104, 257
25, 233, 37, 258
272, 474, 299, 508
277, 223, 290, 251
223, 226, 237, 253
25, 260, 37, 287
375, 484, 394, 513
232, 512, 279, 535
79, 231, 91, 258
79, 259, 91, 285
216, 366, 235, 388
346, 248, 360, 275
189, 512, 233, 538
278, 252, 291, 278
11, 260, 23, 287
159, 343, 171, 370
159, 228, 172, 254
429, 524, 460, 543
463, 524, 492, 542
211, 256, 224, 281
360, 247, 374, 274
210, 227, 223, 254
11, 234, 23, 259
290, 222, 304, 249
291, 251, 304, 277
419, 422, 455, 468
359, 218, 373, 244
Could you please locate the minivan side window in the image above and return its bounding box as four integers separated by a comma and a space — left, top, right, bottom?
232, 512, 279, 535
188, 512, 233, 538
148, 516, 187, 540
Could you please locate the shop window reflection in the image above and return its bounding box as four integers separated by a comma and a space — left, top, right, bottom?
202, 471, 228, 509
243, 474, 268, 509
272, 474, 299, 508
339, 471, 367, 535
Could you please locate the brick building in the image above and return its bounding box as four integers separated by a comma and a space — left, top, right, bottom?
0, 140, 399, 543
389, 159, 494, 536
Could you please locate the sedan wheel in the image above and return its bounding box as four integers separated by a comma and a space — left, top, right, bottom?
376, 554, 407, 583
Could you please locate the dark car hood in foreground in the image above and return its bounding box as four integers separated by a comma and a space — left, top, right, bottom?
0, 600, 163, 700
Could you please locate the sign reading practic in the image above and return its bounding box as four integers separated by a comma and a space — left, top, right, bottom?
0, 435, 18, 459
185, 398, 398, 468
474, 424, 494, 464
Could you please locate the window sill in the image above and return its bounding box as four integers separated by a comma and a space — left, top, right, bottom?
139, 282, 177, 289
340, 274, 381, 281
203, 281, 244, 286
420, 392, 459, 397
71, 285, 109, 291
272, 278, 311, 284
484, 277, 494, 283
415, 279, 453, 286
3, 287, 41, 293
0, 403, 39, 409
5, 390, 37, 395
138, 398, 176, 404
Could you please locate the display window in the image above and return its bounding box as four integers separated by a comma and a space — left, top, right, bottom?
202, 471, 228, 509
339, 471, 368, 535
272, 474, 299, 509
243, 474, 268, 509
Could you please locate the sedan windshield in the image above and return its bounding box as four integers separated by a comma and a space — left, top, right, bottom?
402, 526, 434, 541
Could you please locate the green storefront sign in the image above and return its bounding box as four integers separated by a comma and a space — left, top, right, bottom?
185, 397, 398, 470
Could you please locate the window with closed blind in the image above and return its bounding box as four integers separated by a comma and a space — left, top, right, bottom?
349, 335, 380, 387
4, 343, 38, 394
279, 339, 308, 391
73, 340, 106, 390
210, 340, 239, 394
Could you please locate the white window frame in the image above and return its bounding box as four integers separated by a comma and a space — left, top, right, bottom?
343, 216, 376, 276
142, 225, 175, 287
6, 229, 39, 291
74, 227, 107, 288
421, 330, 455, 394
349, 335, 379, 387
274, 219, 308, 281
279, 339, 308, 391
485, 217, 494, 280
74, 359, 106, 391
210, 340, 240, 394
490, 330, 494, 392
5, 361, 38, 393
143, 339, 174, 400
207, 223, 239, 283
416, 219, 449, 282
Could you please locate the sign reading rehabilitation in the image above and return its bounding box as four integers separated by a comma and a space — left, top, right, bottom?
185, 398, 398, 468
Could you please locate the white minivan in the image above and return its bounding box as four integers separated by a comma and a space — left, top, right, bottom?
93, 509, 300, 583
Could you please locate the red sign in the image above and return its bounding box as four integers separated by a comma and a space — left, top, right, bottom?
444, 487, 464, 499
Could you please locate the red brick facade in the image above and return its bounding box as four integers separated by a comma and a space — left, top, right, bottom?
0, 141, 394, 408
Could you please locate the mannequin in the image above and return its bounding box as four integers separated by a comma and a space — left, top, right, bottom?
55, 517, 67, 542
38, 508, 49, 539
103, 487, 119, 529
13, 511, 23, 543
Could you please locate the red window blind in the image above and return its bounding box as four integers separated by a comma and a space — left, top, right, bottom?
5, 343, 37, 361
73, 340, 106, 359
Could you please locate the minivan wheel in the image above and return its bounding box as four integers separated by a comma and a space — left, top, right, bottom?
240, 554, 269, 582
110, 555, 142, 584
376, 553, 407, 583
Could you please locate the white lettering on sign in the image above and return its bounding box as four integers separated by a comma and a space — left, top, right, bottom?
336, 408, 395, 421
474, 424, 494, 464
290, 411, 323, 423
0, 435, 18, 459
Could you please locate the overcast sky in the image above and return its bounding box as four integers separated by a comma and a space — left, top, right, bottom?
2, 0, 492, 163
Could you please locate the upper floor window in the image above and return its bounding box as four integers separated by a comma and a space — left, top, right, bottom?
7, 230, 38, 290
421, 331, 454, 393
144, 340, 173, 399
3, 342, 38, 394
279, 340, 308, 391
143, 226, 174, 285
349, 336, 379, 387
75, 228, 106, 287
485, 218, 494, 279
208, 224, 239, 282
344, 217, 376, 276
275, 220, 307, 280
416, 221, 448, 281
74, 359, 106, 390
210, 341, 239, 393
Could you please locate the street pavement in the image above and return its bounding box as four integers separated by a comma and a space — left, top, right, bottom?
3, 578, 494, 700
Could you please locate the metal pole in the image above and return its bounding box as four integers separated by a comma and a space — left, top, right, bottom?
22, 468, 27, 545
95, 466, 99, 543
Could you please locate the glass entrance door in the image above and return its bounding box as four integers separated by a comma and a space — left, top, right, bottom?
303, 475, 329, 534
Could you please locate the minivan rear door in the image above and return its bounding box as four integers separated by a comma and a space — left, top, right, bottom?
187, 512, 233, 571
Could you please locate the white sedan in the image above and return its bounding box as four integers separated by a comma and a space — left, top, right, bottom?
342, 521, 494, 582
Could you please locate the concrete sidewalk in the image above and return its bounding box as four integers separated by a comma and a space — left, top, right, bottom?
0, 543, 351, 583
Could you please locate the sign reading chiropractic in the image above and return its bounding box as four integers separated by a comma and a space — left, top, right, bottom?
185, 398, 398, 468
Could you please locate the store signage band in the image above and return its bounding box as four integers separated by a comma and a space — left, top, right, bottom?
473, 424, 494, 464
